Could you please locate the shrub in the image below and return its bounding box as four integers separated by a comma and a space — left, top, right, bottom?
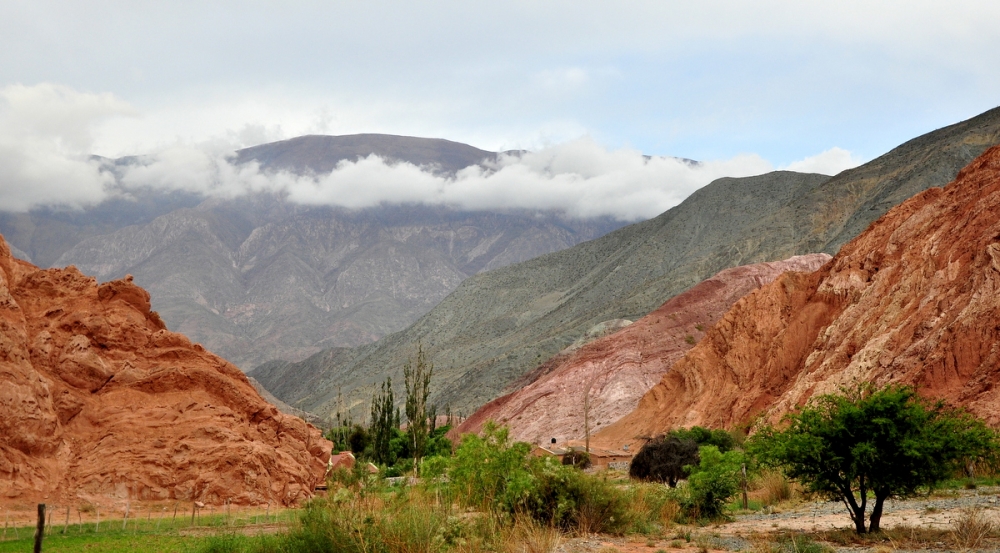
952, 506, 995, 550
679, 445, 744, 520
562, 450, 592, 469
630, 435, 699, 486
519, 457, 630, 534
449, 421, 535, 513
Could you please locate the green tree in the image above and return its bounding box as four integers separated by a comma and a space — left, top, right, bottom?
404, 344, 434, 470
369, 377, 398, 466
751, 384, 997, 534
669, 426, 736, 453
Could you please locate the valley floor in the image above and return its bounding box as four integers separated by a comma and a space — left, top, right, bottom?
557, 487, 1000, 553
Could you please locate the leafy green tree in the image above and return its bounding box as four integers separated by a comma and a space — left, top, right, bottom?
404, 344, 434, 470
669, 426, 736, 453
751, 384, 997, 534
369, 377, 398, 466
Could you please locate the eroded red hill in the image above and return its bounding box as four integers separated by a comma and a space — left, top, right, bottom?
597, 145, 1000, 448
458, 254, 830, 445
0, 237, 330, 506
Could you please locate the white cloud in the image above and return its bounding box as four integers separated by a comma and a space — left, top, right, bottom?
782, 147, 863, 175
0, 83, 862, 220
0, 83, 135, 211
112, 136, 774, 221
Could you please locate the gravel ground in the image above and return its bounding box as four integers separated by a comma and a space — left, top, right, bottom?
555, 488, 1000, 553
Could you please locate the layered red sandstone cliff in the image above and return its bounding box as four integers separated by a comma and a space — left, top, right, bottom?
597, 145, 1000, 449
0, 236, 331, 505
458, 254, 830, 445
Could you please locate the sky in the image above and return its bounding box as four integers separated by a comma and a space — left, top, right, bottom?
1, 1, 999, 219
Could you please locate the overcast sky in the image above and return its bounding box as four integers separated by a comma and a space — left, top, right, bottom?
1, 1, 998, 218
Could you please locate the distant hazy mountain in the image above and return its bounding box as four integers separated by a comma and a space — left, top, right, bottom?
251, 106, 1000, 423
15, 135, 623, 369
233, 133, 505, 175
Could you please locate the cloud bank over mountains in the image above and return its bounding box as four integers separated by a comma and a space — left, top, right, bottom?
0, 83, 860, 220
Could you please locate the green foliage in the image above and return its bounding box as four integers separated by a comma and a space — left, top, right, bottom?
749, 383, 998, 534
404, 344, 434, 468
678, 445, 744, 520
449, 421, 535, 512
668, 426, 736, 453
425, 424, 453, 458
519, 457, 630, 533
368, 376, 398, 466
420, 454, 450, 478
629, 435, 700, 486
561, 449, 592, 469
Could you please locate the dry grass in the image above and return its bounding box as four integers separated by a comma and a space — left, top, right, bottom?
504, 518, 561, 553
751, 470, 793, 506
951, 506, 996, 550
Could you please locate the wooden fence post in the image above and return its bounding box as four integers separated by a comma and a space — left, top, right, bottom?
95, 507, 100, 533
741, 464, 749, 510
33, 503, 45, 553
62, 505, 69, 535
122, 501, 129, 531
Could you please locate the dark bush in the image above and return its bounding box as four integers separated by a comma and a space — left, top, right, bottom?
629, 435, 699, 487
562, 450, 591, 469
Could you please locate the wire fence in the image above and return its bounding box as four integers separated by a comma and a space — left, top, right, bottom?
0, 501, 299, 542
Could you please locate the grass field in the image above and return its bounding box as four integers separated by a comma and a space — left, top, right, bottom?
0, 508, 298, 553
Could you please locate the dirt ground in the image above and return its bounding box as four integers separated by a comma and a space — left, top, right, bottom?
556, 487, 1000, 553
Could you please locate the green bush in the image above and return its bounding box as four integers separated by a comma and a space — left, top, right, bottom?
518, 456, 629, 534
562, 450, 592, 469
678, 445, 744, 520
449, 421, 535, 513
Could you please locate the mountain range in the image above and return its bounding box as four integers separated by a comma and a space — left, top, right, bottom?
0, 135, 623, 369
252, 106, 1000, 423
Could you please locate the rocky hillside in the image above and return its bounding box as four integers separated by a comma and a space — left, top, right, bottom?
457, 254, 830, 445
54, 201, 619, 369
597, 144, 1000, 448
254, 106, 1000, 423
0, 235, 330, 505
4, 135, 621, 369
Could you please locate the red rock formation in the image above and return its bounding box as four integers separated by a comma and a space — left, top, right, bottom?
0, 236, 331, 505
597, 145, 1000, 449
457, 254, 830, 445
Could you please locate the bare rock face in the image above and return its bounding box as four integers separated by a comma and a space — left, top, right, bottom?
0, 235, 331, 505
597, 146, 1000, 448
458, 254, 830, 445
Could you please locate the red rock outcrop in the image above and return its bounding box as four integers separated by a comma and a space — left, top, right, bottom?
458, 254, 830, 445
597, 145, 1000, 448
0, 236, 331, 505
